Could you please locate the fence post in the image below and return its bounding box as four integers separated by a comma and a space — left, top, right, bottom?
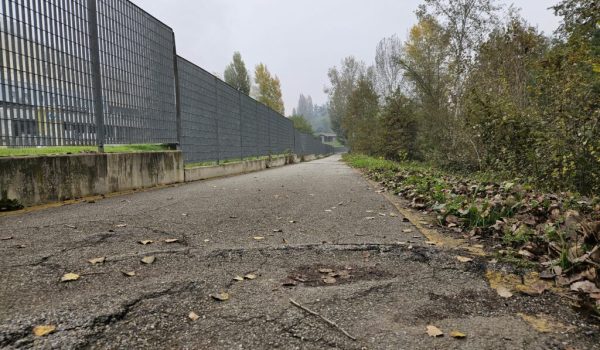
172, 33, 182, 150
267, 112, 271, 161
214, 76, 220, 165
239, 92, 243, 161
87, 0, 105, 152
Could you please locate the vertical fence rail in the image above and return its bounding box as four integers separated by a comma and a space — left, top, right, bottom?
87, 0, 104, 151
1, 0, 333, 160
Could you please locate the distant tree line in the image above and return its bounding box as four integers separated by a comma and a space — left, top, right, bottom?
290, 94, 332, 134
326, 0, 599, 195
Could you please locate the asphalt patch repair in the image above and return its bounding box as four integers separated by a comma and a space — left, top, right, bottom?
1, 155, 599, 349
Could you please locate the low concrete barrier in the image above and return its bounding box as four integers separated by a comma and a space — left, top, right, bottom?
0, 151, 329, 209
184, 159, 268, 182
0, 151, 183, 207
184, 154, 322, 182
266, 156, 286, 168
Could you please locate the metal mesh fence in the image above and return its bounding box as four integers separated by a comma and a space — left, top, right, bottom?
0, 0, 176, 147
178, 56, 331, 164
295, 132, 332, 156
1, 0, 333, 160
96, 0, 177, 145
1, 0, 96, 146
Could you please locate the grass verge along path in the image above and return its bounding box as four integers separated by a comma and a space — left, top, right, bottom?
344, 153, 600, 317
0, 144, 169, 157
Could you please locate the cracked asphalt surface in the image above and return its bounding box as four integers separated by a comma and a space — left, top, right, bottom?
0, 155, 596, 349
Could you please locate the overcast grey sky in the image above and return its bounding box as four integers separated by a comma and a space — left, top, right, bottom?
131, 0, 562, 115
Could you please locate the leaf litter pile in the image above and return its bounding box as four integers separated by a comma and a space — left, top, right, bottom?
347, 155, 600, 317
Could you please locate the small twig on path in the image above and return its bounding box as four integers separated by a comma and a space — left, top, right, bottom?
289, 298, 357, 341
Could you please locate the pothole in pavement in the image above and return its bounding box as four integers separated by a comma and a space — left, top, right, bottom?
284, 264, 395, 288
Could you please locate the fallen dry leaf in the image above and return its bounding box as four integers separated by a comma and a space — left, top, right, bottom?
88, 257, 106, 265
116, 224, 127, 228
456, 256, 473, 263
570, 280, 600, 294
233, 276, 244, 281
164, 238, 179, 243
338, 270, 351, 279
539, 270, 555, 280
273, 229, 283, 233
244, 273, 257, 280
518, 249, 535, 259
139, 240, 153, 245
322, 276, 337, 284
450, 330, 467, 339
188, 311, 200, 321
496, 286, 513, 298
403, 229, 413, 233
253, 236, 265, 241
122, 271, 136, 277
325, 209, 333, 212
426, 325, 444, 337
33, 325, 56, 337
141, 256, 156, 264
318, 268, 334, 274
516, 282, 547, 296
211, 292, 230, 301
60, 273, 80, 282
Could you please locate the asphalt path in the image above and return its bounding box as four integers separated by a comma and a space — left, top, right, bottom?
0, 155, 594, 349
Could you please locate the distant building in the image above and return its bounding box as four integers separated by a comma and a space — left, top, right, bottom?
318, 133, 337, 143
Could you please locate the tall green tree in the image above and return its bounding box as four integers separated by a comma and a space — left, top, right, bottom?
378, 92, 420, 161
325, 57, 369, 142
417, 0, 501, 113
254, 63, 285, 114
463, 16, 549, 174
397, 16, 457, 165
224, 52, 251, 95
289, 115, 314, 134
531, 0, 600, 193
343, 78, 380, 154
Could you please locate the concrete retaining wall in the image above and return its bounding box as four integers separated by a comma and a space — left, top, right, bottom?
0, 151, 327, 208
184, 159, 268, 182
184, 154, 320, 182
0, 151, 183, 207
